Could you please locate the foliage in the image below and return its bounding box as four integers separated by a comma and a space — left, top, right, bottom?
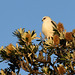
0, 23, 75, 75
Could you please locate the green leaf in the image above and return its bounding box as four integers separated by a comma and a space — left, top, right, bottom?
60, 58, 66, 60
31, 30, 35, 37
31, 33, 37, 40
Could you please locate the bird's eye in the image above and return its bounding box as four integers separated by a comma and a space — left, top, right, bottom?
42, 17, 46, 21
43, 18, 46, 20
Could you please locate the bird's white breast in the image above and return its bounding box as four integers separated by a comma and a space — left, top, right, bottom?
42, 21, 54, 38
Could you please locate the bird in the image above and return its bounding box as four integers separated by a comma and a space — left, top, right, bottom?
42, 16, 57, 39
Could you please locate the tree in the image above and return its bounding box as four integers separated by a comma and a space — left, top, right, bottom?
0, 22, 75, 75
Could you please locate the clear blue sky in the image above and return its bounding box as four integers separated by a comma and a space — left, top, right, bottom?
0, 0, 75, 75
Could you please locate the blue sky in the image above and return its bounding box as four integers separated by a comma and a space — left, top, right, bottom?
0, 0, 75, 75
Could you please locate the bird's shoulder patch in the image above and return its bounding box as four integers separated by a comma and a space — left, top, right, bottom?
51, 21, 57, 28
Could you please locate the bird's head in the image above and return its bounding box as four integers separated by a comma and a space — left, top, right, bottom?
42, 16, 52, 22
